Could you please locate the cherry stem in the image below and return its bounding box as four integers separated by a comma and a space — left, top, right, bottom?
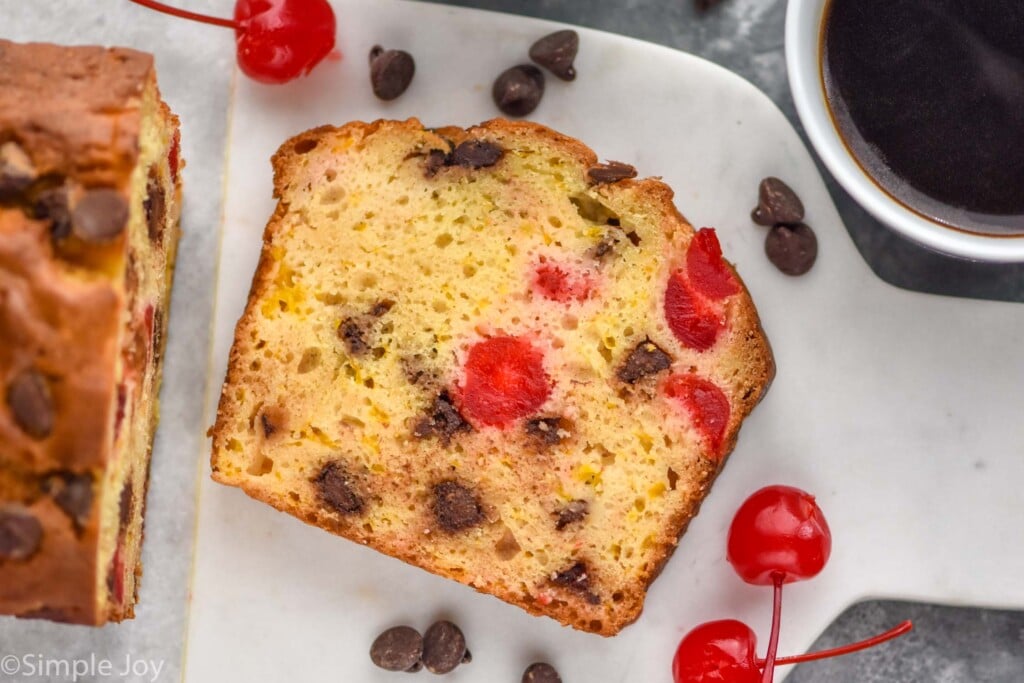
760, 573, 784, 683
126, 0, 238, 29
758, 620, 914, 667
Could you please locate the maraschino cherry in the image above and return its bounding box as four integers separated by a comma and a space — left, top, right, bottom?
127, 0, 336, 83
672, 485, 912, 683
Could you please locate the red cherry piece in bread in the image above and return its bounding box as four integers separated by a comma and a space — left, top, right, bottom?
664, 272, 724, 351
687, 228, 740, 300
663, 374, 730, 454
672, 619, 760, 683
234, 0, 337, 84
458, 336, 551, 427
727, 485, 832, 586
533, 262, 593, 302
168, 129, 181, 181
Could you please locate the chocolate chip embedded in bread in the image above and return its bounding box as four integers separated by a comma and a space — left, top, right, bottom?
144, 168, 166, 244
451, 140, 504, 169
752, 177, 805, 226
551, 561, 600, 604
42, 472, 94, 528
72, 188, 129, 242
421, 620, 469, 674
118, 478, 135, 531
587, 161, 637, 185
617, 339, 672, 384
523, 662, 563, 683
338, 317, 368, 355
529, 29, 579, 81
413, 391, 471, 444
555, 500, 589, 531
0, 141, 36, 198
369, 299, 395, 317
369, 46, 416, 101
260, 413, 277, 438
314, 461, 365, 515
424, 149, 449, 177
0, 505, 43, 561
765, 222, 817, 276
34, 186, 73, 240
432, 480, 483, 532
6, 367, 54, 439
370, 625, 424, 672
525, 416, 566, 446
493, 64, 545, 117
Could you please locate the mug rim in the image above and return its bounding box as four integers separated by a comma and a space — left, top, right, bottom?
785, 0, 1024, 262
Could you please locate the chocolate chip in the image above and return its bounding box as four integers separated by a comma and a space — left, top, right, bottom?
143, 168, 166, 244
0, 505, 43, 561
369, 46, 415, 101
555, 500, 588, 531
525, 416, 565, 446
523, 662, 563, 683
752, 177, 805, 226
451, 140, 504, 169
0, 141, 36, 198
313, 461, 365, 515
370, 625, 423, 672
422, 620, 469, 674
369, 299, 394, 317
34, 187, 72, 240
765, 222, 817, 276
424, 149, 449, 177
260, 413, 276, 438
587, 161, 638, 184
529, 29, 579, 81
433, 480, 483, 532
493, 65, 545, 117
592, 236, 616, 259
625, 230, 642, 247
463, 650, 473, 664
413, 391, 471, 444
617, 339, 672, 384
118, 478, 134, 531
6, 368, 54, 439
72, 188, 128, 242
338, 317, 368, 355
43, 472, 94, 528
551, 561, 600, 603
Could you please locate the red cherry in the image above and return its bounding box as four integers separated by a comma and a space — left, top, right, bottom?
687, 228, 740, 300
663, 374, 730, 454
127, 0, 337, 84
234, 0, 337, 84
672, 620, 760, 683
533, 262, 594, 303
168, 129, 181, 181
664, 271, 725, 351
457, 336, 551, 427
727, 485, 832, 586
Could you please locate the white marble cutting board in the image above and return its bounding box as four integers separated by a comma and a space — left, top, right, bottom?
186, 1, 1024, 680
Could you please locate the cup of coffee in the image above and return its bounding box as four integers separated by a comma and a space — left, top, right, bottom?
786, 0, 1024, 261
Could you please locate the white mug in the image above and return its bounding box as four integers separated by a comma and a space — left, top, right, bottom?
785, 0, 1024, 262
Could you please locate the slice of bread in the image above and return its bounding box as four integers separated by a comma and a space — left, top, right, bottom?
0, 40, 182, 624
211, 118, 773, 635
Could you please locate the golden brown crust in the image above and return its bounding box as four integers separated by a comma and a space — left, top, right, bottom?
0, 40, 174, 626
212, 118, 774, 636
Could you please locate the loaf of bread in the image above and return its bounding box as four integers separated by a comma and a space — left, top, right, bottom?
211, 119, 772, 635
0, 40, 181, 624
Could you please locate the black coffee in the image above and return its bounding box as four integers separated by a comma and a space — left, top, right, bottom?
822, 0, 1024, 235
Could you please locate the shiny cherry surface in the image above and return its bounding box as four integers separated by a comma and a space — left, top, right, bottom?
727, 485, 832, 586
234, 0, 337, 83
672, 620, 759, 683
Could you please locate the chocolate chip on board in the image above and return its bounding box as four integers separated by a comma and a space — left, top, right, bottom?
587, 161, 638, 185
617, 339, 672, 384
313, 461, 365, 515
421, 620, 469, 674
0, 505, 43, 561
370, 625, 423, 672
751, 176, 805, 226
765, 222, 818, 276
72, 188, 129, 242
523, 662, 563, 683
450, 140, 504, 169
369, 45, 416, 101
432, 480, 484, 532
6, 367, 54, 439
493, 64, 545, 117
529, 29, 579, 81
